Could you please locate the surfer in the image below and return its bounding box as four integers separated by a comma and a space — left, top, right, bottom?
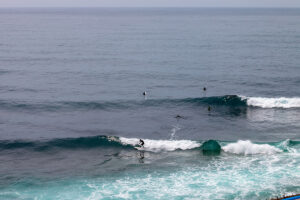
175, 115, 183, 119
139, 139, 144, 147
143, 91, 146, 96
208, 106, 211, 111
203, 87, 207, 97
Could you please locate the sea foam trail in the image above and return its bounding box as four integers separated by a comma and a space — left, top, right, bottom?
120, 138, 283, 154
242, 96, 300, 108
119, 137, 201, 152
222, 140, 282, 155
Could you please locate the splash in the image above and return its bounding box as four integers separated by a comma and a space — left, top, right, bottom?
242, 96, 300, 108
222, 140, 282, 155
119, 137, 200, 152
0, 136, 298, 154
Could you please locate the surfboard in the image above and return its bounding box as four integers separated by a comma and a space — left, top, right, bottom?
135, 146, 144, 151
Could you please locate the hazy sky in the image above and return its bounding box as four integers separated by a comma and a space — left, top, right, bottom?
1, 0, 300, 8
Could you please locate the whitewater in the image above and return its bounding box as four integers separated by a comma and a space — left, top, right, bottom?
1, 7, 300, 200
0, 136, 299, 200
242, 96, 300, 108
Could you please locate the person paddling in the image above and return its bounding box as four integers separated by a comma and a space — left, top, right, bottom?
175, 115, 183, 119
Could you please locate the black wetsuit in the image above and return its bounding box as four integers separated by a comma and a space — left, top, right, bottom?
139, 139, 144, 147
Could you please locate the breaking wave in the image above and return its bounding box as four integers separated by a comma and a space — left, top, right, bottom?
0, 135, 298, 154
222, 140, 282, 155
0, 95, 299, 112
243, 96, 300, 108
119, 137, 200, 152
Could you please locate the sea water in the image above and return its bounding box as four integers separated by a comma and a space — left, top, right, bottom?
0, 8, 299, 200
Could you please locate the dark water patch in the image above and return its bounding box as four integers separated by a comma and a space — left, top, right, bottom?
0, 86, 39, 93
0, 136, 133, 152
288, 140, 300, 146
201, 140, 221, 155
61, 101, 130, 110
0, 140, 36, 149
180, 95, 247, 106
0, 100, 61, 112
0, 70, 11, 75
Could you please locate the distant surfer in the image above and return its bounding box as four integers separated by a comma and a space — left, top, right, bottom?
139, 139, 144, 147
203, 87, 207, 97
208, 106, 211, 111
175, 115, 185, 120
143, 91, 147, 96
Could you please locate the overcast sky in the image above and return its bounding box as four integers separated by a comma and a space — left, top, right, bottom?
1, 0, 300, 8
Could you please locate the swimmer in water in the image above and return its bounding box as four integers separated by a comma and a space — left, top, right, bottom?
143, 91, 146, 96
203, 87, 206, 91
175, 115, 186, 120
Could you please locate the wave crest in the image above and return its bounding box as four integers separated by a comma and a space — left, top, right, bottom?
244, 96, 300, 108
120, 137, 200, 152
0, 136, 130, 151
1, 95, 299, 111
0, 136, 298, 154
222, 140, 282, 155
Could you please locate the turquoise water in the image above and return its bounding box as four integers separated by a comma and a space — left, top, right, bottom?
0, 137, 299, 199
0, 8, 300, 199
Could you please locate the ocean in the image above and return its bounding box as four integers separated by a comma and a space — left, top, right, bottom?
0, 8, 299, 199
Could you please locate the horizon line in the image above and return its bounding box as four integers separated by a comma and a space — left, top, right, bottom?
0, 6, 300, 9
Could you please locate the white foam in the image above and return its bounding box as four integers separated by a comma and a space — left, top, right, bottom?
278, 139, 299, 154
170, 125, 180, 140
222, 140, 282, 155
242, 96, 300, 108
119, 137, 200, 152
